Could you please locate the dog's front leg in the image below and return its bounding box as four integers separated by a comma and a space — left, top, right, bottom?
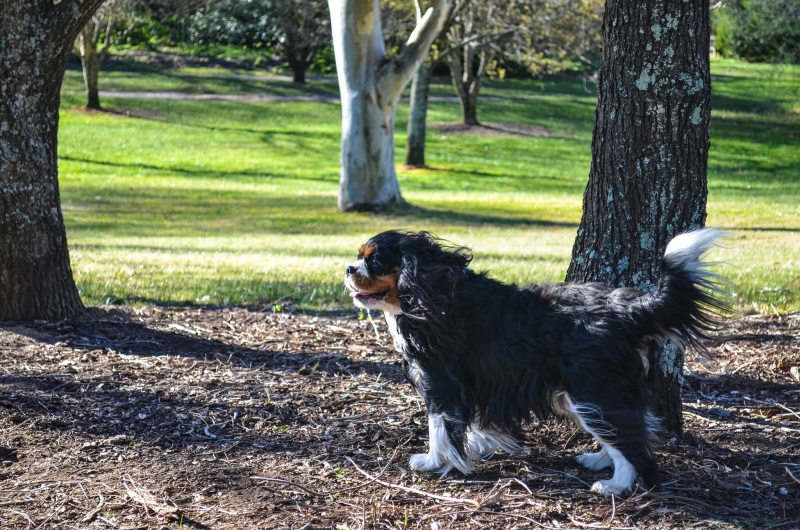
409, 403, 472, 475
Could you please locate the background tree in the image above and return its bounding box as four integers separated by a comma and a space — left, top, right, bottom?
404, 57, 433, 167
74, 0, 128, 110
404, 0, 603, 165
565, 0, 713, 435
329, 0, 452, 212
274, 0, 331, 83
0, 0, 110, 321
442, 0, 524, 125
714, 0, 800, 64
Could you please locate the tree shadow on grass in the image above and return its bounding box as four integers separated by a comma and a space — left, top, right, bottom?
395, 203, 579, 229
59, 155, 334, 183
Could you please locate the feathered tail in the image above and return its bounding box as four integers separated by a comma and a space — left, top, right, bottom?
637, 229, 730, 349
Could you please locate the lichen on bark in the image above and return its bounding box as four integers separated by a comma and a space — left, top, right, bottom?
0, 0, 107, 320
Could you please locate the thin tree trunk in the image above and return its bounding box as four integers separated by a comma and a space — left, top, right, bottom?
85, 58, 102, 110
1, 0, 105, 321
404, 61, 432, 168
446, 45, 486, 126
460, 90, 478, 126
565, 0, 712, 436
284, 40, 308, 84
292, 62, 307, 84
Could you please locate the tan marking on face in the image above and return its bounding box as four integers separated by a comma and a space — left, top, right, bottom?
359, 243, 376, 259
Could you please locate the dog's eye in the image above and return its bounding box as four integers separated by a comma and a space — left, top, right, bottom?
365, 257, 386, 275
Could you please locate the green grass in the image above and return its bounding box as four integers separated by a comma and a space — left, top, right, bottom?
58, 56, 800, 313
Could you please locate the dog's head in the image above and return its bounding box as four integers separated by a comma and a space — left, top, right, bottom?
345, 231, 473, 322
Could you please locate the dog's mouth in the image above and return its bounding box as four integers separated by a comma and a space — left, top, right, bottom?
349, 288, 389, 302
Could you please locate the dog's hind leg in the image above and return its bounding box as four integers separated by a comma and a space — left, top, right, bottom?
465, 421, 523, 460
558, 392, 654, 496
576, 446, 612, 471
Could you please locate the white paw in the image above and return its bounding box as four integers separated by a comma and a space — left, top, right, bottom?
577, 451, 613, 471
409, 453, 442, 472
409, 453, 471, 475
590, 479, 632, 497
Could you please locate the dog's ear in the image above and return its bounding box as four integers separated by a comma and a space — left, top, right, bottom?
395, 232, 471, 358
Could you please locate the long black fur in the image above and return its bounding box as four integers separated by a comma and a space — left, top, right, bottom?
361, 230, 728, 488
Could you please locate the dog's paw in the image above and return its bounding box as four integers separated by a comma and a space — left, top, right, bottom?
590, 479, 631, 497
409, 453, 442, 472
577, 451, 613, 471
409, 453, 472, 475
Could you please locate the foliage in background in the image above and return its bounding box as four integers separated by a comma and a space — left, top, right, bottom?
74, 0, 129, 110
273, 0, 331, 83
714, 0, 800, 64
116, 0, 279, 49
523, 0, 603, 77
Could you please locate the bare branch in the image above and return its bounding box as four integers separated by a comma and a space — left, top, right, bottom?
378, 0, 452, 97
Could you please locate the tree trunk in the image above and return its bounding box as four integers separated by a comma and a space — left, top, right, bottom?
292, 61, 307, 84
446, 45, 486, 126
0, 0, 104, 321
404, 61, 432, 168
565, 0, 712, 436
460, 90, 479, 126
328, 0, 451, 212
85, 56, 102, 110
284, 40, 309, 84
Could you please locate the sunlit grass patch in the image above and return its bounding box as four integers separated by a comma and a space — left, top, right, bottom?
59, 57, 800, 312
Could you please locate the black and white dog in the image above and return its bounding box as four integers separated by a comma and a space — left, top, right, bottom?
344, 230, 727, 495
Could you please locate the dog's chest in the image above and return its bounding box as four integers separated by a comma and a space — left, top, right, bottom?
383, 311, 407, 354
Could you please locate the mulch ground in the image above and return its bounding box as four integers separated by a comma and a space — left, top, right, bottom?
1, 307, 798, 529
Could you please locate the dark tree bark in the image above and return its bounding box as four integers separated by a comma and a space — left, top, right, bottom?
290, 59, 308, 84
565, 0, 712, 435
404, 61, 432, 167
86, 63, 102, 110
0, 0, 105, 321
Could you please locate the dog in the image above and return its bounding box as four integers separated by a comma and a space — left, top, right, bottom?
344, 229, 727, 496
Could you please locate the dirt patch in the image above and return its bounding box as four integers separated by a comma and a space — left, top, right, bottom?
65, 106, 167, 120
430, 122, 551, 138
1, 308, 799, 529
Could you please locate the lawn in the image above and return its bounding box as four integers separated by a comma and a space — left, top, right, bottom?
58, 55, 800, 313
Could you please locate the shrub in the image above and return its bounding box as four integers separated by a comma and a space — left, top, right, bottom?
714, 0, 800, 64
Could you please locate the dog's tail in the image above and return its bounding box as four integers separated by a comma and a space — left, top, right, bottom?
637, 229, 729, 350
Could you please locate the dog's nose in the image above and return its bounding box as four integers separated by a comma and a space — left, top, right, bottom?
346, 265, 356, 276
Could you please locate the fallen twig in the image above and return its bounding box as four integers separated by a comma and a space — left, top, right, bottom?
345, 457, 481, 508
125, 476, 181, 520
0, 499, 35, 508
203, 422, 230, 440
786, 466, 800, 486
80, 495, 105, 524
250, 477, 327, 498
329, 444, 402, 494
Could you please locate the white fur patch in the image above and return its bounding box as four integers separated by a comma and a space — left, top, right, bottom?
465, 423, 522, 460
589, 446, 637, 496
384, 310, 407, 354
351, 258, 369, 277
409, 414, 473, 475
576, 446, 612, 471
561, 392, 637, 496
664, 229, 722, 278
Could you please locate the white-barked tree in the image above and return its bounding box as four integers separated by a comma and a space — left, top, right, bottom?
328, 0, 452, 212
